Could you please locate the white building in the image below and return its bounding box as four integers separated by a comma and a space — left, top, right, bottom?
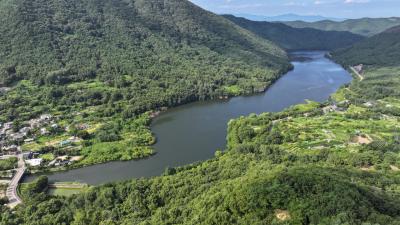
25, 158, 43, 167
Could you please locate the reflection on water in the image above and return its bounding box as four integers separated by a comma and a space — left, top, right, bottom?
25, 51, 352, 185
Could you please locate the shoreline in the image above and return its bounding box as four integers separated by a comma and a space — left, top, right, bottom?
22, 51, 352, 185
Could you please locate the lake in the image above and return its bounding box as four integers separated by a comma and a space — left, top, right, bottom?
25, 51, 352, 185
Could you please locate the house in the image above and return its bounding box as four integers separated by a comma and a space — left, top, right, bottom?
354, 64, 363, 73
40, 128, 49, 135
29, 119, 40, 128
60, 140, 72, 147
2, 145, 19, 155
51, 124, 59, 129
40, 114, 52, 121
322, 105, 338, 114
3, 122, 12, 131
19, 127, 31, 135
363, 102, 374, 107
25, 158, 43, 167
10, 133, 25, 142
24, 138, 35, 143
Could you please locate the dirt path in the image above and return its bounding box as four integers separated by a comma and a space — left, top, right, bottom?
350, 66, 364, 81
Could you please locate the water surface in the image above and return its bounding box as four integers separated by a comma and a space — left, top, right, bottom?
26, 51, 352, 185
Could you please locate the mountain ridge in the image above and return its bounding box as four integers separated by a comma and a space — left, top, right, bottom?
223, 15, 364, 51
332, 25, 400, 66
233, 13, 345, 22
284, 17, 400, 36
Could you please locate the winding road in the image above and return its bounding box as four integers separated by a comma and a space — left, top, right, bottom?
6, 154, 25, 208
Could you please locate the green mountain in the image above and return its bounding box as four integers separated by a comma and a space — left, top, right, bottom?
332, 25, 400, 66
0, 0, 290, 120
285, 17, 400, 36
0, 0, 292, 173
224, 15, 364, 51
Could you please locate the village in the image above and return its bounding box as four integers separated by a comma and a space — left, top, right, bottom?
0, 113, 88, 180
0, 113, 91, 206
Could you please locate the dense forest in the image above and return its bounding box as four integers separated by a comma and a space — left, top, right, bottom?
224, 15, 364, 51
0, 0, 290, 122
284, 17, 400, 36
1, 0, 400, 224
2, 20, 400, 225
0, 0, 292, 166
2, 72, 400, 223
332, 25, 400, 66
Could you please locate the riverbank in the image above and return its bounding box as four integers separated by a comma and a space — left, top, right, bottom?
13, 64, 400, 224
24, 51, 352, 185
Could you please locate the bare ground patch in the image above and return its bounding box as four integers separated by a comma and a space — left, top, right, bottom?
360, 166, 375, 171
351, 134, 373, 145
275, 209, 291, 221
390, 165, 400, 171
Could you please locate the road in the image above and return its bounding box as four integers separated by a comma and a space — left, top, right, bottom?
350, 66, 364, 81
6, 154, 25, 208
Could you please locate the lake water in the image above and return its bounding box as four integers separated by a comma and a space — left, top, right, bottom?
25, 51, 352, 185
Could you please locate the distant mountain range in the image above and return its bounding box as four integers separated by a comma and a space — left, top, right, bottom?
223, 15, 363, 51
233, 13, 346, 22
285, 17, 400, 36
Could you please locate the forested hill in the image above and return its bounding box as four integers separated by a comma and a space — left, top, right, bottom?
284, 17, 400, 37
223, 15, 364, 51
0, 0, 290, 120
3, 57, 400, 224
332, 25, 400, 66
0, 0, 288, 85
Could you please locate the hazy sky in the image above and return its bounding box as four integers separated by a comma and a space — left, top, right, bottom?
190, 0, 400, 19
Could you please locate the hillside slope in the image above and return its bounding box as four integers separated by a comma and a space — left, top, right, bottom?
285, 17, 400, 36
0, 0, 290, 119
332, 25, 400, 66
224, 15, 364, 51
0, 0, 292, 168
3, 21, 400, 224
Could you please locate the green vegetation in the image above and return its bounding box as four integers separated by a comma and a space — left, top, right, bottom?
0, 157, 17, 171
0, 0, 291, 169
0, 184, 7, 204
332, 25, 400, 67
1, 0, 400, 224
224, 15, 364, 50
47, 188, 84, 197
47, 182, 88, 197
2, 65, 400, 224
285, 17, 400, 36
19, 176, 49, 201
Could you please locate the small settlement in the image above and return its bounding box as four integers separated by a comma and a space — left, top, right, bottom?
0, 114, 87, 166
0, 114, 89, 203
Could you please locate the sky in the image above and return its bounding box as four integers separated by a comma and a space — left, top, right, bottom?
190, 0, 400, 19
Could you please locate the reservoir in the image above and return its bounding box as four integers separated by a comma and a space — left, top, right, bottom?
26, 51, 352, 185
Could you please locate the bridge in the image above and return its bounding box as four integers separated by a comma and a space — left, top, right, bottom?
6, 154, 25, 208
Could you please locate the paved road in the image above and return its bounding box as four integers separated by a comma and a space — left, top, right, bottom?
6, 154, 25, 208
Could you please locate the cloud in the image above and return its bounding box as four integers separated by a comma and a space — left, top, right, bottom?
284, 1, 307, 6
344, 0, 370, 4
